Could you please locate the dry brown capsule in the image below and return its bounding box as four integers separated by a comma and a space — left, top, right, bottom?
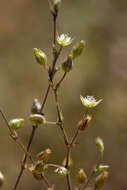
36, 148, 52, 162
77, 115, 92, 131
95, 171, 108, 189
77, 168, 87, 184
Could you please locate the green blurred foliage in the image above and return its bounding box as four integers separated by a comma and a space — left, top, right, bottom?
0, 0, 127, 189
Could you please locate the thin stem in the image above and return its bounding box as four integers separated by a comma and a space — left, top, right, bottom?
52, 83, 72, 190
53, 15, 57, 45
70, 108, 89, 146
40, 84, 51, 113
66, 174, 72, 190
70, 127, 80, 146
0, 108, 13, 134
10, 135, 34, 163
45, 163, 63, 169
41, 174, 53, 189
54, 90, 69, 144
40, 45, 62, 114
50, 46, 62, 81
81, 152, 104, 190
56, 72, 67, 90
0, 109, 34, 163
13, 125, 36, 190
65, 146, 72, 190
46, 121, 57, 125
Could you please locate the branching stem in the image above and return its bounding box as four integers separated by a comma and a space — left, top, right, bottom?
13, 125, 36, 190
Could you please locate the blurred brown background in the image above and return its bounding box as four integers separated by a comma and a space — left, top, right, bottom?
0, 0, 127, 189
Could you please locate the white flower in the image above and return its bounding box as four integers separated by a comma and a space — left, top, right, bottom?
56, 34, 73, 46
80, 95, 102, 108
54, 166, 68, 175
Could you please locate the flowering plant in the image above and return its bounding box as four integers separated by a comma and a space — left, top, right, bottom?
0, 0, 109, 190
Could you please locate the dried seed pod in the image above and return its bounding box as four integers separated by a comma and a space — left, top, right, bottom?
78, 115, 92, 131
77, 168, 87, 184
36, 148, 52, 162
95, 171, 108, 189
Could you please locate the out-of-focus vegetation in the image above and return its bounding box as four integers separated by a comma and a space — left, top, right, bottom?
0, 0, 127, 189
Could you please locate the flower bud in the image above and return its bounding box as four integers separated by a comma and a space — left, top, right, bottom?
96, 137, 104, 153
62, 56, 73, 73
53, 0, 61, 11
95, 171, 108, 189
77, 169, 87, 184
9, 118, 24, 130
34, 48, 47, 66
29, 114, 46, 125
72, 40, 85, 59
31, 99, 41, 114
36, 148, 52, 162
0, 172, 4, 186
77, 115, 92, 131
